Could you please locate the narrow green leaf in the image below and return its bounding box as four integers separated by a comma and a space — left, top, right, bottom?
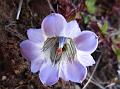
116, 49, 120, 55
83, 15, 90, 24
101, 20, 108, 34
85, 0, 96, 14
114, 49, 120, 60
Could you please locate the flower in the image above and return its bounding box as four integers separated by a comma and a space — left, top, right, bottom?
20, 13, 98, 86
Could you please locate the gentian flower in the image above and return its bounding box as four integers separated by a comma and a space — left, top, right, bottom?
20, 13, 98, 86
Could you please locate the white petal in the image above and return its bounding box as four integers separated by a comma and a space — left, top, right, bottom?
41, 13, 67, 37
31, 58, 44, 73
63, 20, 81, 38
74, 31, 98, 53
39, 63, 59, 85
20, 40, 42, 61
27, 28, 46, 43
77, 50, 95, 66
61, 60, 87, 83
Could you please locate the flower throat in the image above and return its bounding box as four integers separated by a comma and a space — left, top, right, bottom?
42, 37, 77, 64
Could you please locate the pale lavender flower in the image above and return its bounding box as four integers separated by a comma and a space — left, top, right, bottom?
20, 13, 98, 86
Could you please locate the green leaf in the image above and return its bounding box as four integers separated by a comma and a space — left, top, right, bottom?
114, 49, 120, 60
112, 45, 120, 60
85, 0, 96, 14
79, 12, 90, 24
101, 20, 108, 34
116, 49, 120, 55
83, 15, 90, 24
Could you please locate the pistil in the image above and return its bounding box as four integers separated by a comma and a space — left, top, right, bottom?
56, 37, 67, 55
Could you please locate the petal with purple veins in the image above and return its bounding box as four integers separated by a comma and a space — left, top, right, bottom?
63, 20, 81, 38
31, 57, 44, 73
20, 40, 42, 61
61, 60, 87, 83
39, 62, 59, 85
27, 28, 46, 43
74, 31, 98, 54
77, 50, 95, 66
59, 62, 69, 81
41, 13, 67, 37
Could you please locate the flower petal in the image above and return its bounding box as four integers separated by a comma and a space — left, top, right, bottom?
31, 57, 44, 73
27, 28, 46, 43
74, 31, 98, 53
77, 50, 95, 66
59, 69, 68, 81
20, 40, 42, 61
61, 60, 87, 83
59, 62, 69, 81
41, 13, 67, 37
63, 20, 81, 38
39, 63, 59, 85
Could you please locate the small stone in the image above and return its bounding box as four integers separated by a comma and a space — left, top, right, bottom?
14, 70, 20, 74
2, 76, 7, 81
19, 81, 23, 85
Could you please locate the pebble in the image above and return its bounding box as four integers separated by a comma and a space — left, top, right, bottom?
2, 76, 7, 81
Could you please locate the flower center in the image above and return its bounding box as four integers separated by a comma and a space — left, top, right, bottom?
42, 37, 76, 64
56, 37, 67, 55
